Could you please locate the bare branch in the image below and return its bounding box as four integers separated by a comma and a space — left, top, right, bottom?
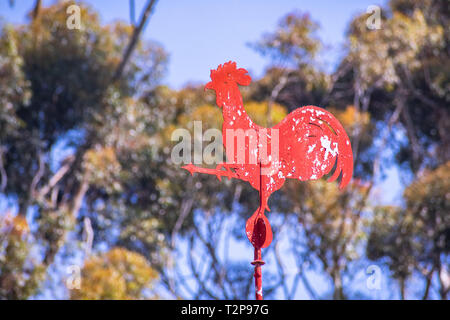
112, 0, 158, 82
171, 177, 194, 248
0, 147, 7, 192
187, 234, 220, 299
83, 217, 94, 257
372, 95, 405, 180
271, 215, 291, 299
273, 240, 290, 299
320, 60, 352, 106
30, 152, 45, 198
31, 0, 41, 21
71, 174, 89, 219
401, 65, 440, 110
36, 155, 75, 200
267, 70, 290, 126
401, 102, 422, 173
438, 263, 450, 300
421, 266, 435, 300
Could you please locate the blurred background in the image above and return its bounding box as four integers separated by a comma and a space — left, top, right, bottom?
0, 0, 448, 300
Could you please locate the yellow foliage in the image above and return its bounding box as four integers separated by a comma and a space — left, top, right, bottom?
337, 105, 370, 128
0, 212, 29, 238
349, 8, 444, 89
329, 105, 371, 139
84, 146, 122, 191
404, 161, 450, 211
71, 247, 157, 300
245, 101, 288, 127
85, 146, 119, 171
191, 104, 223, 128
11, 215, 29, 237
173, 100, 288, 131
176, 104, 223, 130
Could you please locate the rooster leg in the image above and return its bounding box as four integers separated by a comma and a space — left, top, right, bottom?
215, 163, 238, 181
182, 163, 239, 181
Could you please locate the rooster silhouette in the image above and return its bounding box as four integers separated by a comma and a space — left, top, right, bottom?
183, 61, 353, 250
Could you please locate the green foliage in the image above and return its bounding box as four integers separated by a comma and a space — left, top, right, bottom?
367, 162, 450, 298
284, 179, 370, 299
0, 25, 30, 141
0, 213, 46, 299
0, 1, 169, 299
251, 11, 321, 66
346, 0, 449, 171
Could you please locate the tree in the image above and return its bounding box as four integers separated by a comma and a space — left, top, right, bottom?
0, 1, 167, 299
70, 247, 158, 300
367, 162, 450, 299
346, 0, 449, 299
345, 0, 449, 173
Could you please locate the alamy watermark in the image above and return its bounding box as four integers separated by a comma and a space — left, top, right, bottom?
171, 121, 280, 175
66, 4, 82, 30
366, 5, 382, 30
66, 264, 81, 290
366, 264, 382, 290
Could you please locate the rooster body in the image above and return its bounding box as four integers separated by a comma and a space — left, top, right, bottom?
183, 61, 353, 249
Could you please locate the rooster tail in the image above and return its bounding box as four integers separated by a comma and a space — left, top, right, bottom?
306, 106, 354, 189
327, 122, 353, 189
327, 136, 353, 189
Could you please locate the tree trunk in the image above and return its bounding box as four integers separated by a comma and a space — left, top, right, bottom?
332, 270, 345, 300
400, 279, 406, 300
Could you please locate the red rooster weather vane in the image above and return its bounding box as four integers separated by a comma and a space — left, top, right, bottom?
183, 61, 353, 300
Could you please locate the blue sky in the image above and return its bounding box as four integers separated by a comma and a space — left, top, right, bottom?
1, 0, 386, 88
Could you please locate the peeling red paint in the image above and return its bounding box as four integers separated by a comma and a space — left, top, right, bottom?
182, 61, 354, 299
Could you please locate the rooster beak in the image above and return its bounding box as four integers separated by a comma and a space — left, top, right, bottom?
204, 82, 213, 91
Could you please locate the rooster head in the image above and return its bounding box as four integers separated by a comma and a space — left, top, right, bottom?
205, 61, 251, 107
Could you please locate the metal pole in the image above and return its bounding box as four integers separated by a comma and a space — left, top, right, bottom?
251, 160, 264, 300
251, 247, 265, 300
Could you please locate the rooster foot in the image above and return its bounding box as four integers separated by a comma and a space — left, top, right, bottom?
215, 164, 236, 181
182, 164, 196, 175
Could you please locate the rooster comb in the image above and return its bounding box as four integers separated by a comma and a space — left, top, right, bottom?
209, 61, 251, 86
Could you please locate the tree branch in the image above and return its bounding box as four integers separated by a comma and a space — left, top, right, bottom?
31, 0, 41, 21
267, 70, 290, 126
188, 234, 220, 299
0, 147, 7, 192
36, 155, 75, 201
30, 152, 45, 198
83, 217, 94, 257
112, 0, 158, 82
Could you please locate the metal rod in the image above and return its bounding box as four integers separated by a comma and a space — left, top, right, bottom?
251, 160, 264, 300
251, 247, 265, 299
